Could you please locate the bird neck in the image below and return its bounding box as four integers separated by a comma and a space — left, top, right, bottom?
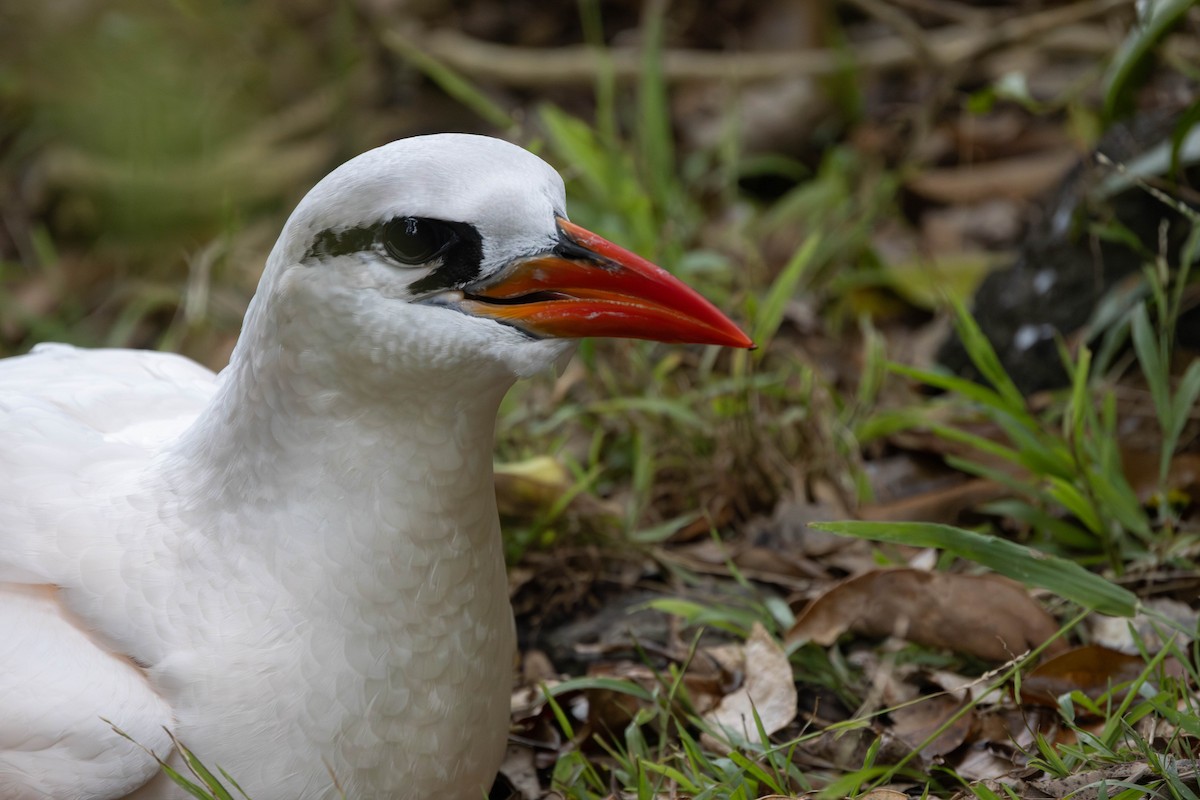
163, 293, 515, 555
151, 301, 519, 791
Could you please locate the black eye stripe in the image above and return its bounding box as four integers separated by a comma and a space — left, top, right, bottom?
304, 217, 484, 292
382, 217, 456, 265
305, 225, 376, 260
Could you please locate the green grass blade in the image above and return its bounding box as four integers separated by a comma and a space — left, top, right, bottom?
1166, 360, 1200, 470
980, 498, 1097, 550
546, 676, 656, 702
216, 768, 253, 800
752, 234, 821, 349
381, 30, 515, 131
1131, 304, 1170, 425
1044, 475, 1104, 535
586, 396, 705, 428
162, 770, 220, 800
577, 0, 618, 146
178, 742, 236, 800
639, 760, 702, 794
888, 361, 1010, 412
950, 298, 1027, 412
1103, 0, 1198, 121
635, 0, 675, 220
944, 455, 1056, 506
1083, 467, 1153, 542
810, 521, 1139, 616
885, 367, 1067, 477
1063, 344, 1092, 447
727, 750, 783, 795
538, 105, 612, 199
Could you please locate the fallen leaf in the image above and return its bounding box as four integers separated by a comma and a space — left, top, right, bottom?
860, 789, 911, 800
521, 649, 559, 683
585, 678, 647, 739
1021, 645, 1147, 708
702, 623, 798, 749
494, 455, 571, 518
1090, 598, 1198, 653
666, 538, 822, 588
686, 643, 744, 714
889, 694, 973, 757
510, 650, 564, 721
953, 743, 1021, 781
1030, 761, 1157, 800
1123, 449, 1200, 503
785, 569, 1066, 661
955, 705, 1060, 780
498, 744, 542, 800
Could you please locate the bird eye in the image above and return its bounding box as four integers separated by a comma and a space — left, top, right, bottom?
381, 217, 456, 265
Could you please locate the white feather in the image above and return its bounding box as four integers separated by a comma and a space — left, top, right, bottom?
0, 134, 576, 800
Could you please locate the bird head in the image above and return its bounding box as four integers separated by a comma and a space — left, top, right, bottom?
253, 134, 751, 387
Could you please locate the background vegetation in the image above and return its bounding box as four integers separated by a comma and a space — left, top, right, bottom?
2, 1, 1198, 798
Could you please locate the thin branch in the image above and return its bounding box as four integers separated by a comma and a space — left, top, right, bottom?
884, 0, 990, 24
843, 0, 941, 68
383, 0, 1132, 87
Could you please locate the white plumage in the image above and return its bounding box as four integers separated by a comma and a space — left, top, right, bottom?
0, 134, 749, 800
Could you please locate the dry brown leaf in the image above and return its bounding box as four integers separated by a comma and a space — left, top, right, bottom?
860, 789, 911, 800
510, 651, 564, 723
582, 661, 659, 735
686, 643, 744, 714
1031, 761, 1163, 800
1021, 645, 1147, 708
889, 694, 973, 757
702, 623, 798, 749
659, 540, 817, 590
582, 657, 744, 736
699, 641, 745, 675
953, 744, 1021, 782
785, 569, 1066, 661
955, 704, 1061, 780
976, 705, 1054, 751
498, 744, 543, 800
734, 545, 825, 581
521, 649, 559, 685
1123, 449, 1200, 503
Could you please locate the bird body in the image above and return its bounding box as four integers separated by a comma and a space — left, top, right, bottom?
0, 134, 750, 799
1, 346, 515, 800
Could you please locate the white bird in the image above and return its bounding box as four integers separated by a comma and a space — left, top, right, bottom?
0, 133, 751, 800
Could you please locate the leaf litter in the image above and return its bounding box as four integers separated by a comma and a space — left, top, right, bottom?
785, 569, 1067, 662
5, 1, 1199, 799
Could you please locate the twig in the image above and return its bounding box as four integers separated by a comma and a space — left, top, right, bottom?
885, 0, 990, 24
382, 0, 1133, 87
843, 0, 941, 68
